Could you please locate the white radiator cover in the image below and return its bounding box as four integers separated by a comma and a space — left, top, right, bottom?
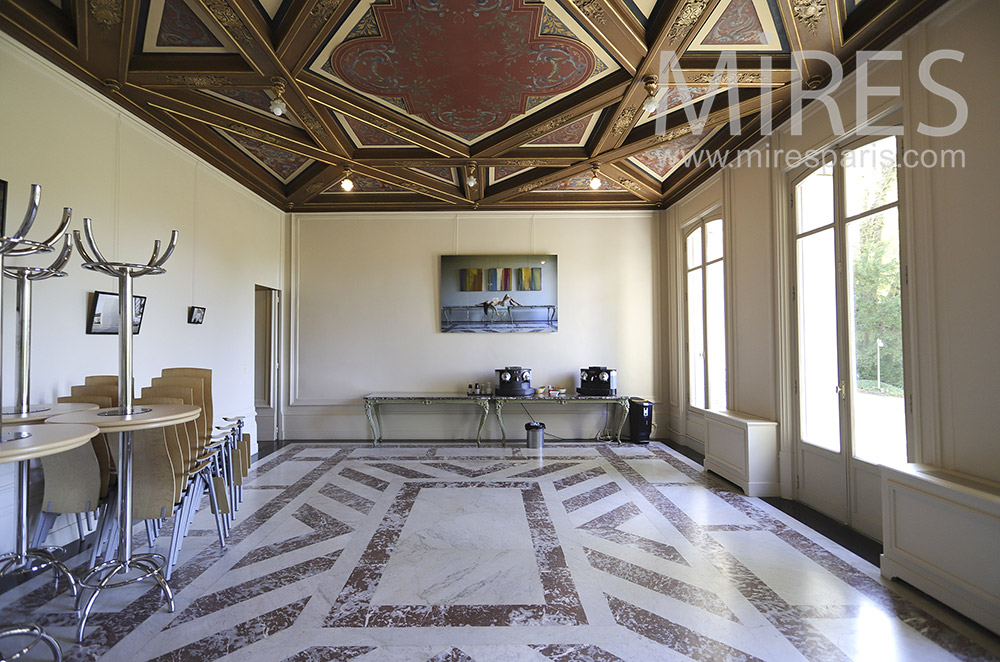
703, 409, 779, 497
881, 464, 1000, 635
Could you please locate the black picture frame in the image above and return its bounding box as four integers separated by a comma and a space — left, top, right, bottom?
188, 306, 206, 324
86, 291, 146, 334
0, 179, 7, 236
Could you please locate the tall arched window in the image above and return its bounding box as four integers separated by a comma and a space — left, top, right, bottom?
685, 217, 726, 410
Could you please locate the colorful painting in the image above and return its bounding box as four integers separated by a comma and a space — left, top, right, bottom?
441, 255, 557, 333
517, 268, 542, 291
487, 268, 512, 291
460, 268, 483, 292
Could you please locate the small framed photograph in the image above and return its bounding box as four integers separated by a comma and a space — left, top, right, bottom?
86, 291, 146, 334
0, 179, 7, 236
188, 306, 206, 324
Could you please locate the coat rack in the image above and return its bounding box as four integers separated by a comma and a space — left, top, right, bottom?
2, 235, 73, 416
0, 184, 78, 662
0, 185, 70, 436
71, 218, 180, 635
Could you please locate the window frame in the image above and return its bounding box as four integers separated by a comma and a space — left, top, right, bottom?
683, 214, 727, 412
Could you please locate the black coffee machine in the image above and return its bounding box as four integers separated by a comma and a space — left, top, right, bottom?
578, 366, 617, 396
496, 366, 533, 396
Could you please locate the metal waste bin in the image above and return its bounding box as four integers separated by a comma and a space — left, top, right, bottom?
525, 421, 545, 448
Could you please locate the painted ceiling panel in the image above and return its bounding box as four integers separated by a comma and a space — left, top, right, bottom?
306, 0, 621, 144
216, 129, 313, 184
140, 0, 235, 53
535, 172, 625, 191
686, 0, 788, 52
627, 130, 717, 181
4, 0, 940, 210
525, 113, 599, 147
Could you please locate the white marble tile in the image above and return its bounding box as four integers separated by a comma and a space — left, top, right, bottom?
623, 458, 694, 484
710, 529, 866, 607
394, 487, 535, 550
655, 485, 758, 526
373, 547, 544, 605
249, 460, 322, 486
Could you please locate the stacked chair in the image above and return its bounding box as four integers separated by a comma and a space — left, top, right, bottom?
35, 369, 252, 580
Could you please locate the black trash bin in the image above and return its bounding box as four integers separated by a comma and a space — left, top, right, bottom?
525, 422, 545, 448
626, 398, 653, 443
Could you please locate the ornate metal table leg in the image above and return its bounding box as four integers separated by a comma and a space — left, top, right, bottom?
494, 400, 507, 447
0, 623, 62, 662
475, 399, 490, 447
364, 399, 379, 447
615, 398, 630, 444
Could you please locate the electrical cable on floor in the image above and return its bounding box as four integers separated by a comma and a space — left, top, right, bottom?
519, 402, 568, 440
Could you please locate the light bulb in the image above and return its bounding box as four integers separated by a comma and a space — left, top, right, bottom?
270, 97, 286, 116
589, 172, 602, 189
642, 95, 658, 115
467, 174, 477, 188
341, 177, 354, 191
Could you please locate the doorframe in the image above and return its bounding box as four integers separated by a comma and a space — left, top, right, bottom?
254, 285, 282, 442
784, 133, 910, 536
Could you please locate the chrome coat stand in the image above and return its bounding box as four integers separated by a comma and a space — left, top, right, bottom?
72, 218, 178, 639
0, 184, 72, 662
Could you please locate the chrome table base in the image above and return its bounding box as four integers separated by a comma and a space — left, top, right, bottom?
0, 624, 62, 662
76, 552, 174, 643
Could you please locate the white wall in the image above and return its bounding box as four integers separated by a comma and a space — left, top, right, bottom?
286, 211, 660, 440
0, 34, 285, 550
662, 0, 1000, 499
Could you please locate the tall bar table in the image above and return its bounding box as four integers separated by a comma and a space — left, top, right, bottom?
46, 404, 200, 641
0, 422, 98, 661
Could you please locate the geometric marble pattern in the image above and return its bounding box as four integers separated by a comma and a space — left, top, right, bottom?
2, 443, 999, 661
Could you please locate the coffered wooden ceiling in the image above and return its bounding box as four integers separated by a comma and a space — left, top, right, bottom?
2, 0, 944, 211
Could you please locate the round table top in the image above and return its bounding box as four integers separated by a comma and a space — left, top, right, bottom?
46, 404, 201, 432
2, 402, 99, 424
0, 423, 100, 464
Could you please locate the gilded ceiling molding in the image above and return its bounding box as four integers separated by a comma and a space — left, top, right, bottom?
618, 178, 641, 192
89, 0, 123, 26
516, 182, 543, 193
667, 1, 708, 43
690, 72, 762, 84
522, 114, 576, 141
164, 74, 237, 87
495, 160, 547, 166
203, 0, 256, 45
227, 122, 289, 148
572, 0, 606, 25
641, 124, 695, 148
298, 111, 330, 139
309, 0, 343, 28
792, 0, 826, 34
612, 107, 637, 136
304, 181, 328, 194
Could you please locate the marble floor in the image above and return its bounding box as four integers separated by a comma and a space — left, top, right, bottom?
2, 442, 999, 662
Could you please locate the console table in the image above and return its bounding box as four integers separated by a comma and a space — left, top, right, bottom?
362, 393, 630, 445
492, 395, 630, 445
364, 393, 491, 446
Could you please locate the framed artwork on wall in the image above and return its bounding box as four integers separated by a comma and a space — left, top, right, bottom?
441, 255, 557, 333
188, 306, 206, 324
86, 291, 146, 334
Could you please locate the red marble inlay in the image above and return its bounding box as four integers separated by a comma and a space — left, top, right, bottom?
330, 0, 596, 136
